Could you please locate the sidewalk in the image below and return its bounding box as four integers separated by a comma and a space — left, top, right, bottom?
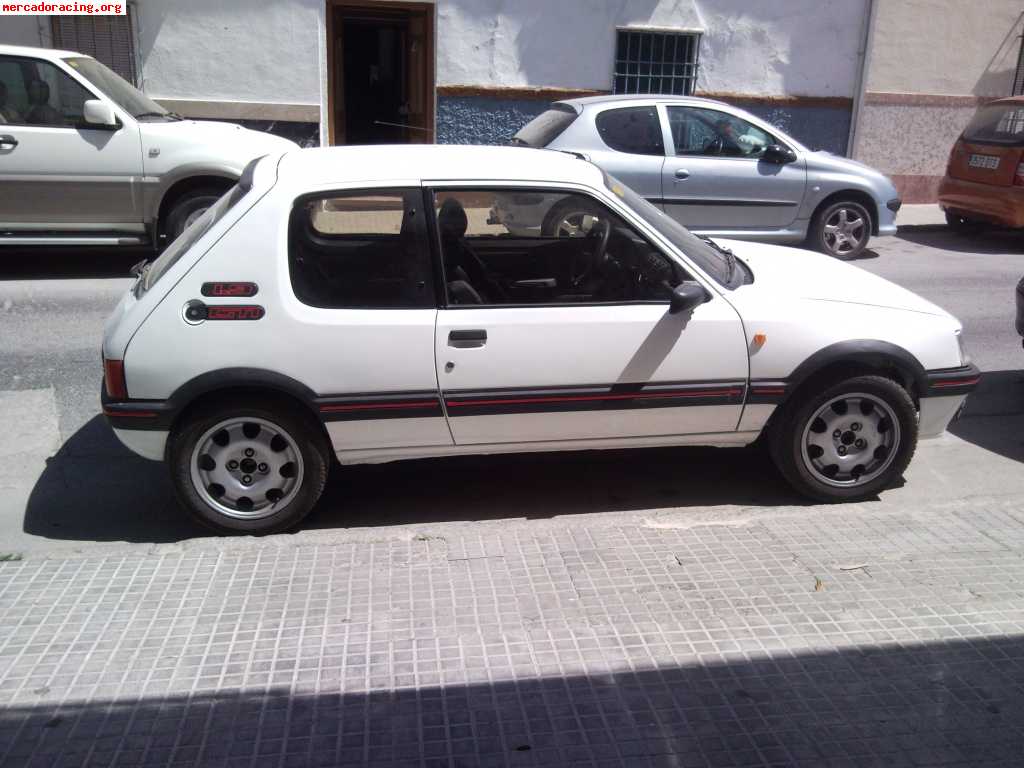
2, 496, 1024, 767
897, 203, 946, 229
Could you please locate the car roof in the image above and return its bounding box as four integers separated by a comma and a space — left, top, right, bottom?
0, 43, 83, 60
558, 93, 733, 110
276, 145, 607, 187
986, 96, 1024, 106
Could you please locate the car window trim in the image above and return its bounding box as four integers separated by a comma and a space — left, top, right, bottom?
423, 183, 690, 311
0, 52, 112, 131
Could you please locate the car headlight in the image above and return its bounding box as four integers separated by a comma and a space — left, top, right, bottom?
955, 329, 970, 365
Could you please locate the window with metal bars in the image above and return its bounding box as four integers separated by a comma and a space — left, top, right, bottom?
1013, 34, 1024, 96
51, 8, 138, 86
613, 29, 700, 96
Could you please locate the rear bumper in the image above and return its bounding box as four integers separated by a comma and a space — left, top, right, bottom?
101, 383, 172, 461
938, 175, 1024, 227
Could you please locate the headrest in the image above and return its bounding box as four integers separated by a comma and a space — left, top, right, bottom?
437, 197, 468, 239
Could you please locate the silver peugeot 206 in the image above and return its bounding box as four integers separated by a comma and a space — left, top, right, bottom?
508, 95, 901, 259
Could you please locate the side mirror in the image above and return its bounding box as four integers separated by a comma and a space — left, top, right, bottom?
762, 143, 797, 164
82, 99, 118, 129
668, 282, 709, 314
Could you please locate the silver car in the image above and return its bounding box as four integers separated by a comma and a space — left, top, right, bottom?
509, 95, 901, 259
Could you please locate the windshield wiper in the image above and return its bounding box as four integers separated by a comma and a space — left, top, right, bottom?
696, 234, 737, 281
134, 111, 181, 120
507, 136, 529, 147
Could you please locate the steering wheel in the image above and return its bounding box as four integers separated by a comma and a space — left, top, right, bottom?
702, 136, 723, 156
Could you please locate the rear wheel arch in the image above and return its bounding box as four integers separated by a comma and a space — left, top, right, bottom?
165, 369, 330, 457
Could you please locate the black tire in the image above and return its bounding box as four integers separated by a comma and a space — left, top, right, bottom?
808, 200, 872, 259
163, 188, 226, 241
541, 195, 602, 237
769, 374, 917, 502
168, 397, 330, 535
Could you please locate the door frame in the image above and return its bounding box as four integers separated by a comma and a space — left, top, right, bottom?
325, 0, 436, 146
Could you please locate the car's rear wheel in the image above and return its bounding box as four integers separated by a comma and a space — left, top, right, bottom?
809, 200, 871, 259
163, 188, 225, 242
769, 374, 917, 502
168, 398, 329, 534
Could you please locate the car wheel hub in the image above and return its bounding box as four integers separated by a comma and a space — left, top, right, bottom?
190, 417, 304, 519
823, 208, 866, 254
800, 393, 900, 487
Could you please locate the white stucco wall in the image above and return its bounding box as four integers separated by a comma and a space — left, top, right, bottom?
867, 0, 1023, 96
133, 0, 324, 106
438, 0, 866, 97
0, 16, 43, 46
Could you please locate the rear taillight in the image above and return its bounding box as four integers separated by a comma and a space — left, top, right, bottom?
947, 142, 962, 173
1014, 161, 1024, 186
103, 358, 128, 400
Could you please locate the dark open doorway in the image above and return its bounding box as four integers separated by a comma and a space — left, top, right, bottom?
327, 1, 434, 145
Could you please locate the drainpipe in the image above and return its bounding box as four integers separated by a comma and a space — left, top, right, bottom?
846, 0, 877, 158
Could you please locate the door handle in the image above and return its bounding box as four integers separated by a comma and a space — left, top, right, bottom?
0, 135, 18, 149
674, 168, 690, 180
448, 329, 487, 348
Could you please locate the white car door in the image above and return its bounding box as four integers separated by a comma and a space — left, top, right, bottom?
429, 185, 748, 446
0, 53, 143, 232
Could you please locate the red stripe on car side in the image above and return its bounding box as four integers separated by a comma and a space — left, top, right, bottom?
445, 388, 743, 408
319, 400, 439, 413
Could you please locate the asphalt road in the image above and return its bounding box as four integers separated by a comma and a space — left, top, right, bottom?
0, 229, 1021, 552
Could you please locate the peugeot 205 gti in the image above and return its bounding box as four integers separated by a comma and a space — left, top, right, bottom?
102, 146, 979, 534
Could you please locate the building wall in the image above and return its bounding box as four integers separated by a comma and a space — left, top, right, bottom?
435, 0, 866, 153
853, 0, 1024, 202
2, 1, 864, 153
0, 16, 42, 47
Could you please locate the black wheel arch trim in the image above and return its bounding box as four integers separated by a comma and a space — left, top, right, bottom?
785, 340, 928, 399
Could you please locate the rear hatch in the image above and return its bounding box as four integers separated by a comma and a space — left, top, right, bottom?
510, 103, 579, 148
948, 102, 1024, 186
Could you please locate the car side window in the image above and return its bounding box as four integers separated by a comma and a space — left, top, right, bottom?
668, 106, 774, 158
595, 106, 665, 156
288, 189, 435, 309
433, 188, 684, 307
0, 55, 93, 128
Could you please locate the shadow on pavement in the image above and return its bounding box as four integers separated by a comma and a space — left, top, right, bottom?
896, 227, 1024, 255
1, 636, 1021, 766
25, 416, 806, 544
0, 248, 149, 281
950, 369, 1024, 463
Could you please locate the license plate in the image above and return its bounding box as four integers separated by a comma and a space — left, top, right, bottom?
968, 154, 1000, 170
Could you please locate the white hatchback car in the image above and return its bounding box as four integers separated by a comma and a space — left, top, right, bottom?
103, 146, 978, 534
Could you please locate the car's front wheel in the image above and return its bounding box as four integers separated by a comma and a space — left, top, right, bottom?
809, 200, 872, 259
769, 374, 917, 502
168, 398, 330, 534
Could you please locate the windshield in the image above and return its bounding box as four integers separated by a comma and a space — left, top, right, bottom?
603, 173, 734, 285
962, 103, 1024, 146
512, 104, 578, 147
140, 185, 246, 294
63, 56, 170, 119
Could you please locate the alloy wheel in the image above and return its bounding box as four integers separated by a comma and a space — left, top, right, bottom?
190, 417, 304, 519
800, 393, 901, 487
823, 207, 866, 256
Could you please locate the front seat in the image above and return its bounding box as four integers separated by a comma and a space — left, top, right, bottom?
437, 197, 504, 303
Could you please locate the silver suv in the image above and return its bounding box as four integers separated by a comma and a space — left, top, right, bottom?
0, 44, 295, 248
511, 95, 901, 259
